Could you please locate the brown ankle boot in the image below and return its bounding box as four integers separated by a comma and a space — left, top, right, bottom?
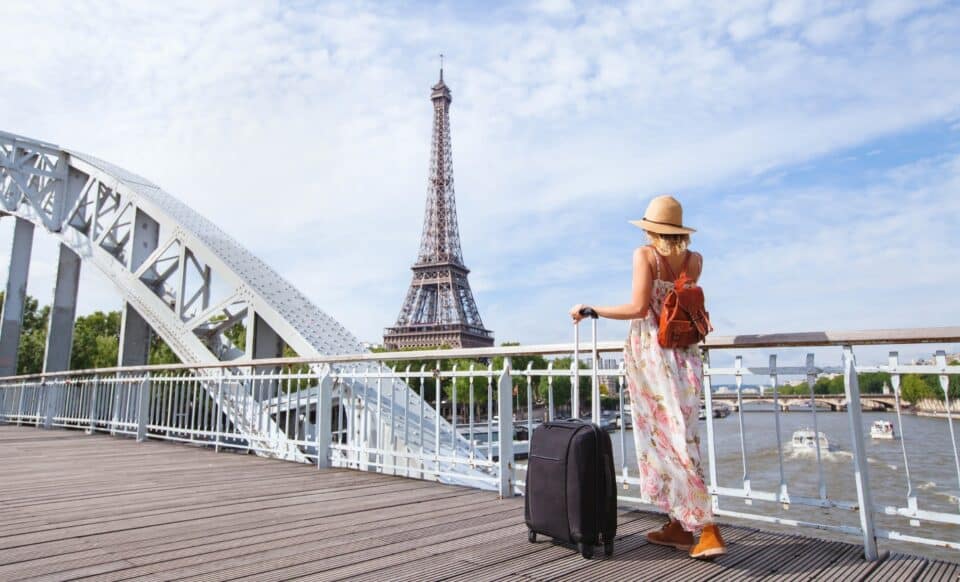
689, 524, 727, 559
646, 520, 694, 550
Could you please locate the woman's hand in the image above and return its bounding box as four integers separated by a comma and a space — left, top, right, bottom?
569, 304, 588, 323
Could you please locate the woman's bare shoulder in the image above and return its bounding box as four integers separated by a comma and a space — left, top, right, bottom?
632, 246, 656, 272
634, 246, 656, 263
689, 251, 704, 278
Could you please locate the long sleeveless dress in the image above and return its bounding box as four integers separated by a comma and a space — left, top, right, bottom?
623, 250, 712, 532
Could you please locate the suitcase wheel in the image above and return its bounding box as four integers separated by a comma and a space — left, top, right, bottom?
527, 530, 536, 543
604, 541, 614, 557
579, 543, 594, 560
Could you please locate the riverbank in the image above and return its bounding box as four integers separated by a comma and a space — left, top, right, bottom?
914, 398, 960, 418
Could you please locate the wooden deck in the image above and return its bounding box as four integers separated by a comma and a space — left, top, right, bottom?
0, 426, 957, 581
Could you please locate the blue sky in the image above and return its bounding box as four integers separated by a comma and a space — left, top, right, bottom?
0, 0, 958, 364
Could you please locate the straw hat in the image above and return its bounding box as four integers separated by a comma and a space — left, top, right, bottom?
629, 195, 696, 235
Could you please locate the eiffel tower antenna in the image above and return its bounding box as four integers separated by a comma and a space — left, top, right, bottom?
384, 67, 494, 349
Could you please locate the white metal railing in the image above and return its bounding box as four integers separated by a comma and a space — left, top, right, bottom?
0, 326, 959, 560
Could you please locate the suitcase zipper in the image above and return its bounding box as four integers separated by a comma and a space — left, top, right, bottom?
529, 453, 561, 461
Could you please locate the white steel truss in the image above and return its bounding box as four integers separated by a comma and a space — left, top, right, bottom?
0, 132, 337, 460
0, 129, 484, 475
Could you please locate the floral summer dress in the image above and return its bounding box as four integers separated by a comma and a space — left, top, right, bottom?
623, 249, 712, 532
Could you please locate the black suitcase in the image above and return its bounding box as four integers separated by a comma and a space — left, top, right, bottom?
524, 308, 617, 559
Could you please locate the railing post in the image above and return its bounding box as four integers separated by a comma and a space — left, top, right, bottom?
111, 375, 125, 435
843, 345, 879, 560
215, 370, 224, 453
702, 348, 721, 513
590, 318, 600, 424
136, 373, 151, 442
317, 367, 333, 469
16, 380, 25, 426
572, 324, 580, 419
42, 379, 55, 429
87, 376, 100, 433
497, 357, 514, 498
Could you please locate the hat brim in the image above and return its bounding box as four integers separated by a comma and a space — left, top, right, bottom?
629, 219, 696, 235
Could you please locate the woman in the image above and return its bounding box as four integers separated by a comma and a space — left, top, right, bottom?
569, 195, 726, 559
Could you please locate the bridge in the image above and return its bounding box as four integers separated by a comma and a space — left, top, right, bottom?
709, 393, 901, 412
2, 131, 960, 577
0, 129, 478, 481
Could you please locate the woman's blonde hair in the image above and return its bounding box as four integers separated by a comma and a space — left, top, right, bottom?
646, 231, 690, 256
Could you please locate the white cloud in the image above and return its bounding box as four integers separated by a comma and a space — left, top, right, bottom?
706, 153, 960, 334
532, 0, 576, 17
729, 14, 768, 41
0, 0, 959, 354
803, 10, 865, 46
768, 0, 811, 28
866, 0, 943, 26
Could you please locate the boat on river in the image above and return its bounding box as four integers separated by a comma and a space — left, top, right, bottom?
699, 403, 733, 420
870, 420, 897, 440
791, 428, 830, 452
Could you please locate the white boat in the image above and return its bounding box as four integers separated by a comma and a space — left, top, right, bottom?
791, 428, 830, 452
870, 420, 897, 440
699, 403, 732, 420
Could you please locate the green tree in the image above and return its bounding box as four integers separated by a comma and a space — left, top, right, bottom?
16, 296, 49, 375
535, 356, 591, 416
811, 376, 844, 395
859, 372, 891, 394
491, 342, 548, 415
70, 310, 121, 370
900, 374, 939, 404
148, 335, 180, 365
372, 344, 457, 407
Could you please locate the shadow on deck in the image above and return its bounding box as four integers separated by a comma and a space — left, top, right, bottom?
0, 425, 956, 581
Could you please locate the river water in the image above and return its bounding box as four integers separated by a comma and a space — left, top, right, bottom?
606, 409, 960, 562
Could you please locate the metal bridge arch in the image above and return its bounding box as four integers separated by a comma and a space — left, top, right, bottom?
0, 130, 482, 476
0, 130, 364, 366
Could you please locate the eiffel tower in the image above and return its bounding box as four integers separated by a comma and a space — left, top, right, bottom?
383, 66, 494, 350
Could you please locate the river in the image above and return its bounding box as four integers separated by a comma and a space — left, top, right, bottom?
605, 409, 960, 562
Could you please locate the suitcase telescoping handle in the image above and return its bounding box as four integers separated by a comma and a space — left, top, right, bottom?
572, 308, 601, 423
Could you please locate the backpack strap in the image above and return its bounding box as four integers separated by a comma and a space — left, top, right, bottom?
678, 251, 692, 278
651, 247, 677, 281
649, 246, 659, 280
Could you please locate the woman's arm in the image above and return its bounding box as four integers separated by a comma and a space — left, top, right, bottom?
570, 248, 652, 322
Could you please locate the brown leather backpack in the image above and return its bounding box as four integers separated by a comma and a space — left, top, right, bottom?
654, 251, 713, 349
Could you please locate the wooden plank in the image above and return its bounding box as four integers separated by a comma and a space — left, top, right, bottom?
547, 526, 761, 582
1, 425, 958, 582
177, 515, 528, 582
444, 515, 665, 582
862, 553, 929, 580
918, 559, 960, 581
717, 537, 845, 581
14, 485, 483, 581
35, 498, 518, 581
0, 479, 440, 549
354, 512, 659, 582
1, 491, 490, 576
